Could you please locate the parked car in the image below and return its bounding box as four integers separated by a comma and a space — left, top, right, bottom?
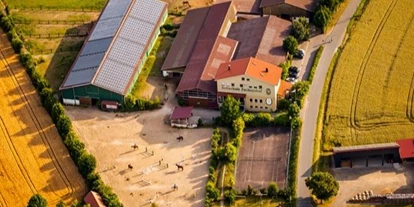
286, 76, 298, 84
293, 49, 305, 59
289, 66, 300, 74
289, 71, 299, 79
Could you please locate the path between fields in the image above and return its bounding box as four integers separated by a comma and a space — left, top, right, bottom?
296, 0, 362, 206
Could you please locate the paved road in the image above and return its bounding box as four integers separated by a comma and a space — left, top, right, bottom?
296, 0, 362, 206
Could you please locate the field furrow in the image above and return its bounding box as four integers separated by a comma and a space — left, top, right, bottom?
0, 31, 86, 206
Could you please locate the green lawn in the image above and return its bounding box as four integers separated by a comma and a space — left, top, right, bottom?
5, 0, 107, 9
212, 197, 281, 207
323, 0, 414, 148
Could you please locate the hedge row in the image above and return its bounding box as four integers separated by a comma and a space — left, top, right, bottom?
308, 45, 325, 83
123, 95, 160, 111
241, 112, 290, 127
205, 128, 222, 206
0, 10, 123, 207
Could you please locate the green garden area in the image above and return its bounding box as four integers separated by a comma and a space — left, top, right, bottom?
323, 0, 414, 148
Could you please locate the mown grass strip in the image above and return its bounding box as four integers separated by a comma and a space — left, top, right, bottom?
287, 127, 300, 206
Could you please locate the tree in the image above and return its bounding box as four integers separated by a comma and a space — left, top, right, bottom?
27, 194, 47, 207
56, 115, 72, 137
305, 172, 339, 203
224, 189, 236, 205
277, 188, 293, 202
64, 132, 85, 161
267, 182, 278, 198
288, 103, 301, 119
290, 117, 302, 130
77, 152, 97, 176
292, 17, 310, 41
220, 95, 241, 126
314, 6, 332, 30
124, 95, 136, 110
206, 181, 220, 201
51, 103, 65, 124
283, 36, 298, 54
319, 0, 341, 11
224, 143, 237, 162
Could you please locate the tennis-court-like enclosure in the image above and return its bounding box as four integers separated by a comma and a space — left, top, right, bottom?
235, 127, 290, 191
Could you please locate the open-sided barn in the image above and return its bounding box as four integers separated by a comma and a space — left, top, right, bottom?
60, 0, 167, 106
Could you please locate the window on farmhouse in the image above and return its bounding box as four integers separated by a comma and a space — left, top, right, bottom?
240, 84, 243, 87
242, 77, 245, 81
231, 83, 235, 87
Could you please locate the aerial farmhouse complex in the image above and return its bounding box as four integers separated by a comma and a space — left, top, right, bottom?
60, 0, 167, 106
216, 57, 292, 112
162, 2, 292, 111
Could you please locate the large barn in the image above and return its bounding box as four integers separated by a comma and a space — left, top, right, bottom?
60, 0, 167, 106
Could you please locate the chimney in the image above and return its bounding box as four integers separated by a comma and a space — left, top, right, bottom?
227, 64, 231, 71
265, 68, 269, 72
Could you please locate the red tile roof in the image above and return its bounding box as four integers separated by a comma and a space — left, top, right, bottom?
176, 2, 237, 93
227, 16, 291, 66
170, 106, 194, 119
84, 191, 105, 207
277, 80, 293, 97
215, 57, 282, 86
260, 0, 317, 12
396, 139, 414, 159
215, 0, 261, 14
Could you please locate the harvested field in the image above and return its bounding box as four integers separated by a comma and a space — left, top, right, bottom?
324, 0, 414, 147
235, 127, 290, 191
0, 32, 86, 206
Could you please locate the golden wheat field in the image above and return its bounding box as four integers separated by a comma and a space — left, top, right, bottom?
0, 31, 86, 206
324, 0, 414, 147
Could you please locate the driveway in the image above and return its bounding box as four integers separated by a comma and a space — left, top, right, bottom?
296, 0, 362, 206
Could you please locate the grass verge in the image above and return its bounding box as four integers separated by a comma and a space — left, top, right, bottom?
307, 45, 324, 83
325, 0, 351, 33
287, 127, 300, 206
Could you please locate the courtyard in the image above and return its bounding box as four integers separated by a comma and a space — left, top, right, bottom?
66, 100, 213, 206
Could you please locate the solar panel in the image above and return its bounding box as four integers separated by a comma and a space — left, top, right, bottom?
89, 16, 124, 41
100, 0, 131, 20
81, 38, 112, 55
93, 0, 166, 94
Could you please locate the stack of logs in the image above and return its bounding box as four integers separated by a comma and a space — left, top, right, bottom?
349, 191, 414, 204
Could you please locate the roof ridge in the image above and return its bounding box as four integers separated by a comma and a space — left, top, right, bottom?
91, 0, 136, 86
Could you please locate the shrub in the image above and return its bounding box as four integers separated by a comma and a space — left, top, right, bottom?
124, 95, 136, 110
267, 182, 278, 198
308, 46, 324, 83
27, 194, 47, 207
77, 152, 97, 177
283, 36, 298, 54
314, 6, 332, 30
86, 172, 102, 189
51, 103, 65, 124
288, 103, 301, 119
319, 0, 341, 11
292, 17, 310, 41
277, 188, 293, 202
290, 117, 303, 130
11, 37, 23, 53
56, 115, 72, 137
260, 188, 267, 195
278, 99, 290, 111
211, 128, 221, 148
206, 181, 220, 201
220, 95, 241, 126
247, 184, 253, 196
273, 113, 289, 126
254, 113, 272, 126
162, 23, 174, 31
224, 189, 236, 205
0, 16, 14, 32
64, 132, 86, 162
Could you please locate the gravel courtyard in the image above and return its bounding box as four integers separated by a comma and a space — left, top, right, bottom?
66, 103, 213, 207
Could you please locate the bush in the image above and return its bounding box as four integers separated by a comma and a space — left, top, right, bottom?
206, 181, 220, 201
278, 60, 291, 80
247, 184, 253, 196
0, 16, 14, 32
254, 113, 272, 126
11, 37, 23, 53
308, 46, 324, 83
77, 152, 97, 177
267, 182, 278, 198
277, 188, 293, 202
56, 115, 72, 137
273, 113, 290, 126
27, 194, 47, 207
319, 0, 341, 11
64, 132, 86, 162
260, 188, 267, 195
314, 6, 332, 30
208, 172, 216, 182
283, 36, 298, 54
278, 99, 290, 111
224, 189, 236, 205
292, 17, 310, 41
51, 103, 65, 124
86, 172, 102, 189
162, 23, 174, 31
211, 128, 221, 149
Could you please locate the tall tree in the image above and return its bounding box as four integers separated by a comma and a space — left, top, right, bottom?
305, 172, 339, 203
314, 6, 332, 30
220, 95, 241, 126
292, 17, 310, 41
27, 194, 47, 207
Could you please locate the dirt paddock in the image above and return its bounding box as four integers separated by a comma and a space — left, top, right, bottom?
66, 104, 213, 207
331, 165, 414, 206
235, 127, 290, 191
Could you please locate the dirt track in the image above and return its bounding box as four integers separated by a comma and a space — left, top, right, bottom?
0, 31, 86, 206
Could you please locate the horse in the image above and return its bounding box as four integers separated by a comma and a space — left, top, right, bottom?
131, 143, 139, 150
172, 183, 178, 191
175, 164, 184, 171
128, 164, 133, 170
176, 136, 183, 142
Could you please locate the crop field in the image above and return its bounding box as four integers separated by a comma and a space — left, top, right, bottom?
4, 0, 106, 10
0, 32, 86, 206
324, 0, 414, 147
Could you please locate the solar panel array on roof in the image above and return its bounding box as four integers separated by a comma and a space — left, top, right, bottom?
94, 0, 166, 95
61, 0, 132, 88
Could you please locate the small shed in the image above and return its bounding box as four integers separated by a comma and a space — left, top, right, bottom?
170, 106, 198, 128
101, 100, 119, 111
84, 191, 106, 207
396, 138, 414, 161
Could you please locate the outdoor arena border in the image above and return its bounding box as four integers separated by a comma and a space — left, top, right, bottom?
0, 37, 76, 199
